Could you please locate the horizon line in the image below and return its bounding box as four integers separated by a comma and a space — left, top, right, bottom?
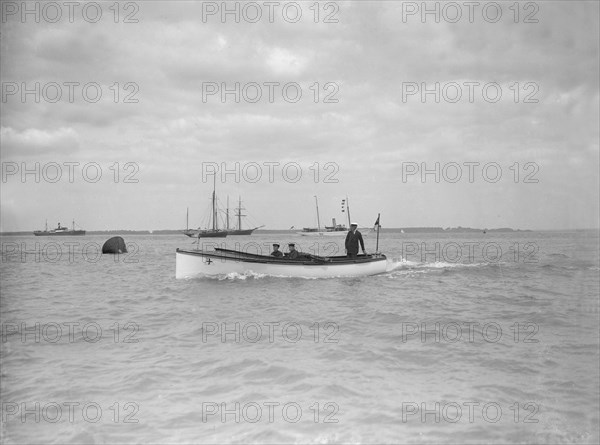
2, 227, 599, 235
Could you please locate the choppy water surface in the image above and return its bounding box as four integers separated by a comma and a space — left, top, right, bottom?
1, 230, 598, 444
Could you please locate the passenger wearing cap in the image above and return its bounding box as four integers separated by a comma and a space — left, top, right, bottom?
284, 242, 299, 259
345, 222, 366, 258
270, 243, 283, 257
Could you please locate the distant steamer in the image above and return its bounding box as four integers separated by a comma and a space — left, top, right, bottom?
33, 220, 86, 236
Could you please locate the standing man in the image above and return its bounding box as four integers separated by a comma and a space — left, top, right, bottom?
271, 243, 283, 257
345, 222, 366, 258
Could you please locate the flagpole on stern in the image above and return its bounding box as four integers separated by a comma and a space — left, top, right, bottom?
375, 213, 381, 255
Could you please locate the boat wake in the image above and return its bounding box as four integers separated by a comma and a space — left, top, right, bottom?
385, 257, 420, 272
221, 271, 268, 280
183, 271, 269, 281
187, 271, 352, 281
385, 257, 491, 274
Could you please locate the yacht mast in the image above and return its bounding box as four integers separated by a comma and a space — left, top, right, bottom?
346, 196, 352, 227
237, 196, 243, 230
314, 196, 321, 232
212, 174, 217, 231
226, 196, 230, 230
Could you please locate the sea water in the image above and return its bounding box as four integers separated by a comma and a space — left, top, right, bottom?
1, 230, 598, 443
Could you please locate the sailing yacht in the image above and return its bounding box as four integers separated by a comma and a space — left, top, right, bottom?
224, 196, 264, 235
183, 176, 227, 238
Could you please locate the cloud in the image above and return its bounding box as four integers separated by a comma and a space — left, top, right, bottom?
0, 1, 598, 230
265, 47, 308, 75
1, 126, 80, 157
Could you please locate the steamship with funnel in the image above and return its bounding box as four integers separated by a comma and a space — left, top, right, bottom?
33, 220, 86, 236
298, 196, 364, 236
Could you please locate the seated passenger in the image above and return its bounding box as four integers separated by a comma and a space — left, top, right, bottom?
284, 243, 299, 259
270, 243, 283, 257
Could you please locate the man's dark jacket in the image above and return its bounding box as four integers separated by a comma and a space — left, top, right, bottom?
285, 250, 299, 259
345, 229, 365, 254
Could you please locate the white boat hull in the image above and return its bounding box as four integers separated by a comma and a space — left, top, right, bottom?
175, 249, 387, 279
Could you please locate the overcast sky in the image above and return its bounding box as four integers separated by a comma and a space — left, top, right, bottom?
1, 0, 598, 231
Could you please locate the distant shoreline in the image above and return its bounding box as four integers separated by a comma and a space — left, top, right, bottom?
5, 227, 598, 236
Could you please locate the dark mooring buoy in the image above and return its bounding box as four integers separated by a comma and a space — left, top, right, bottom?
102, 236, 127, 254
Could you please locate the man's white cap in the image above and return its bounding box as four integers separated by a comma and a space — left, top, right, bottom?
350, 222, 358, 226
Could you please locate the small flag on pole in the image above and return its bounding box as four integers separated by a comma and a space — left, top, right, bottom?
373, 215, 380, 229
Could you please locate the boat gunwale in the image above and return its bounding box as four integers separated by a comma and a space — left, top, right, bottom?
213, 247, 383, 264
